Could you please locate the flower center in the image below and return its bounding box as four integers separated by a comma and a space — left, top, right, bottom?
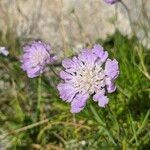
32, 50, 47, 66
73, 63, 105, 94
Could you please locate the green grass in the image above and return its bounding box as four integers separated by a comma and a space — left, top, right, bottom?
0, 31, 150, 149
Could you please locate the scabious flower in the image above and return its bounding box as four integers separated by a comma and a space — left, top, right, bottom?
104, 0, 119, 4
0, 47, 9, 56
21, 40, 56, 78
57, 44, 119, 113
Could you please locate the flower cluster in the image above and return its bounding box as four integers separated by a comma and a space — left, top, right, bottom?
57, 44, 119, 113
104, 0, 119, 5
21, 40, 56, 78
20, 40, 119, 113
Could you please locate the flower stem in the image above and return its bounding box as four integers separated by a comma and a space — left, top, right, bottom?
49, 65, 60, 79
107, 105, 120, 137
37, 76, 42, 121
129, 109, 150, 143
90, 105, 117, 145
73, 113, 77, 138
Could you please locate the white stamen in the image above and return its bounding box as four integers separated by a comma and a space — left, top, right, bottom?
72, 62, 106, 94
32, 50, 48, 66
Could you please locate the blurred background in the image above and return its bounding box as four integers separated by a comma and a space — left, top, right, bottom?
0, 0, 150, 50
0, 0, 150, 149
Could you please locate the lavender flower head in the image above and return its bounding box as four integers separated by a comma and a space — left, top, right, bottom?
104, 0, 119, 4
57, 44, 119, 113
21, 40, 56, 78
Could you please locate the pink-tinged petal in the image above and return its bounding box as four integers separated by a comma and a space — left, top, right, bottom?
57, 83, 77, 102
93, 89, 105, 102
73, 56, 84, 67
105, 58, 119, 80
65, 68, 77, 74
60, 71, 73, 80
107, 83, 116, 93
33, 40, 51, 52
92, 44, 108, 63
27, 66, 41, 78
22, 53, 30, 60
71, 93, 89, 113
105, 77, 116, 93
98, 96, 109, 107
21, 61, 34, 70
62, 58, 75, 69
78, 49, 97, 67
93, 91, 109, 107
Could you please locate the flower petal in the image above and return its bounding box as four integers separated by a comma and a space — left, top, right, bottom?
57, 83, 77, 102
71, 92, 89, 113
27, 66, 41, 78
105, 58, 119, 80
93, 90, 109, 107
62, 58, 74, 69
78, 49, 97, 67
98, 96, 109, 107
92, 44, 108, 63
60, 71, 73, 80
105, 77, 116, 93
93, 89, 105, 102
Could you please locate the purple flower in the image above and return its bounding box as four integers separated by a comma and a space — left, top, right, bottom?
104, 0, 119, 4
0, 47, 9, 56
21, 40, 56, 78
57, 44, 119, 113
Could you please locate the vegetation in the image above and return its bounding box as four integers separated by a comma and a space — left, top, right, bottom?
0, 31, 150, 149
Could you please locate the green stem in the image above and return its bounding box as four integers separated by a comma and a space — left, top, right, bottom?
90, 105, 117, 145
129, 109, 150, 143
49, 65, 60, 79
107, 106, 120, 137
37, 76, 42, 120
129, 113, 139, 146
137, 48, 150, 80
73, 113, 77, 138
